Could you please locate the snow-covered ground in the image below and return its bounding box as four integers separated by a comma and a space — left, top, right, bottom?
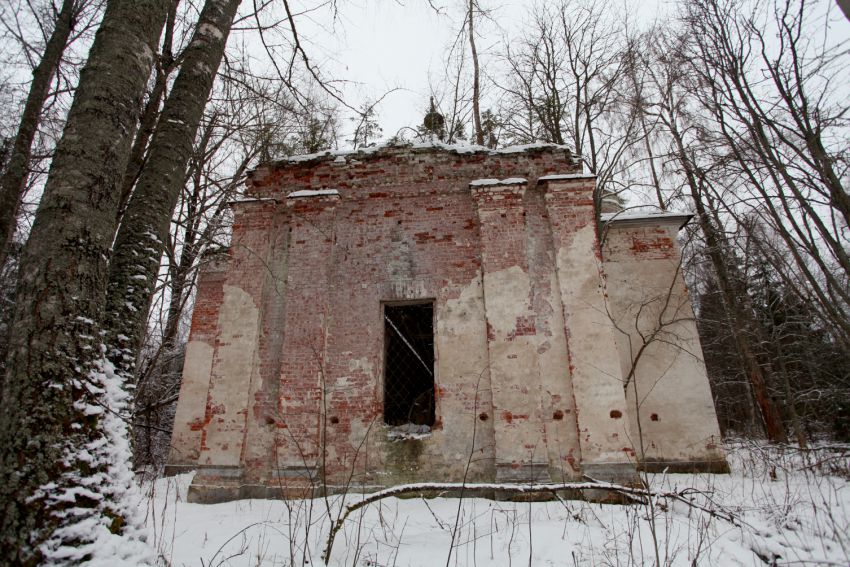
140, 442, 849, 566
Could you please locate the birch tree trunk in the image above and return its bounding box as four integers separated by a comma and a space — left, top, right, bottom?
117, 0, 180, 223
105, 0, 242, 380
0, 0, 169, 562
0, 0, 79, 269
468, 0, 484, 145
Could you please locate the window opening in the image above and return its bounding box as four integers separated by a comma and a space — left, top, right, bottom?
383, 303, 435, 428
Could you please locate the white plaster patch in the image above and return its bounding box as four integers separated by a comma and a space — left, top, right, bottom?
348, 356, 375, 377
480, 265, 533, 335
201, 285, 260, 467
169, 341, 214, 463
388, 279, 428, 299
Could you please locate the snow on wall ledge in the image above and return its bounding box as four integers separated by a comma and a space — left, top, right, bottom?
287, 189, 341, 198
600, 209, 693, 228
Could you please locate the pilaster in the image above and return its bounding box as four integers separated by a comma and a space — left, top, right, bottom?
166, 252, 229, 471
274, 191, 340, 489
541, 175, 638, 484
471, 179, 550, 483
194, 199, 279, 473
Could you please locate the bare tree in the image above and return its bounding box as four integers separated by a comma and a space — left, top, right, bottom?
104, 0, 351, 405
468, 0, 483, 145
132, 70, 302, 467
627, 0, 850, 442
104, 0, 242, 383
116, 0, 180, 223
682, 0, 850, 344
630, 27, 790, 442
415, 0, 499, 145
420, 38, 471, 143
0, 0, 171, 561
497, 0, 640, 208
349, 98, 384, 149
0, 0, 102, 269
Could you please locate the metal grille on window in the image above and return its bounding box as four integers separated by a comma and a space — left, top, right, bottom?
383, 303, 435, 427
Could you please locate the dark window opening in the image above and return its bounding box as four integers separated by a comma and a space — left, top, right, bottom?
383, 303, 435, 427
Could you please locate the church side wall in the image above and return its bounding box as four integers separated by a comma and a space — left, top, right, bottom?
602, 220, 728, 472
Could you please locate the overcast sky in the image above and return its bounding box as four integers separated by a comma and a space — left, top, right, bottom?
289, 0, 669, 146
282, 0, 850, 149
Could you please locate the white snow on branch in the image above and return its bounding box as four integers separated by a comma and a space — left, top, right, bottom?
197, 22, 224, 41
142, 230, 161, 245
228, 197, 279, 206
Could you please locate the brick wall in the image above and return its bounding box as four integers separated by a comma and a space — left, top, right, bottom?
169, 144, 727, 500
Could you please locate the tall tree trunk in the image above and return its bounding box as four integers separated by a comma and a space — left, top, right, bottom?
694, 190, 785, 442
0, 0, 78, 269
0, 0, 170, 562
105, 0, 242, 380
117, 0, 180, 223
468, 0, 484, 146
839, 0, 850, 21
774, 345, 806, 448
640, 115, 665, 210
668, 122, 787, 443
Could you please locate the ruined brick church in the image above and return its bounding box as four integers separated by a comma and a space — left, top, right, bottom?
166, 142, 728, 502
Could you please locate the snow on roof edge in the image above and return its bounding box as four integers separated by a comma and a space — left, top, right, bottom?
228, 197, 279, 206
469, 177, 528, 187
287, 189, 340, 198
539, 173, 596, 181
268, 141, 576, 166
600, 210, 693, 228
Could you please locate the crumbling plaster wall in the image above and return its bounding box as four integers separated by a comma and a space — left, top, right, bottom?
169, 146, 587, 498
167, 144, 728, 502
168, 255, 227, 466
602, 217, 728, 472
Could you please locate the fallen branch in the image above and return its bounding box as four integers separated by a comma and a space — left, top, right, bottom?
321, 479, 742, 563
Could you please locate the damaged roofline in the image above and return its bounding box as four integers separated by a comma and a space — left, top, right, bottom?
249, 141, 578, 173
